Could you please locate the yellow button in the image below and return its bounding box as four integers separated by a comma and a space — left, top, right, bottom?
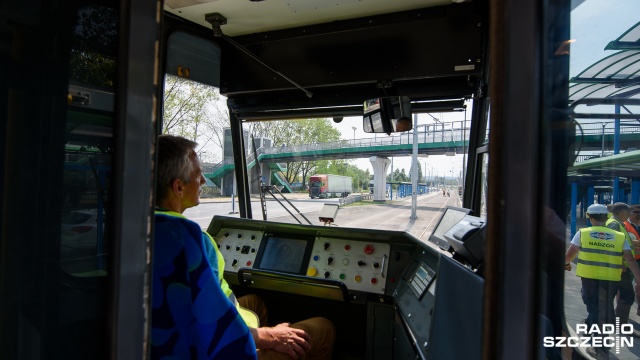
354, 275, 362, 283
307, 267, 318, 277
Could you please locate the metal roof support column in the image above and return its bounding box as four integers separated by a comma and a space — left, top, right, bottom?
586, 186, 595, 218
571, 182, 578, 236
614, 105, 621, 202
632, 180, 640, 205
410, 114, 419, 220
614, 104, 621, 154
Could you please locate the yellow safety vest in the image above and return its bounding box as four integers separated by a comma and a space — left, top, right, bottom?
211, 237, 260, 328
606, 217, 635, 265
576, 226, 625, 281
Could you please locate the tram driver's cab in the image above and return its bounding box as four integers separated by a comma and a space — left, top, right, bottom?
158, 4, 490, 357
205, 204, 486, 359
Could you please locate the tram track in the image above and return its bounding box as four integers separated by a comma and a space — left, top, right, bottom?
333, 192, 460, 240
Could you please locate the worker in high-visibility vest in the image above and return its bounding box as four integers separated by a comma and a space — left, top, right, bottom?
605, 202, 640, 331
565, 203, 640, 359
624, 205, 640, 315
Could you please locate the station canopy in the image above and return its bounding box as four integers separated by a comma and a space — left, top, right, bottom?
567, 21, 640, 179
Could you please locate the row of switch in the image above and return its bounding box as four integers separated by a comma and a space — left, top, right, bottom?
322, 242, 375, 254
225, 244, 257, 254
312, 255, 380, 269
231, 259, 253, 267
221, 233, 258, 240
306, 267, 380, 284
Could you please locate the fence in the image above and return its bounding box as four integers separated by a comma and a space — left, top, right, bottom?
339, 193, 373, 206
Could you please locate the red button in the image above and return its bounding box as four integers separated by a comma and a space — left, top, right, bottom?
371, 277, 378, 284
364, 245, 374, 254
344, 244, 351, 251
246, 261, 252, 266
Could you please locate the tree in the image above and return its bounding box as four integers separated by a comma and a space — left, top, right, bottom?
162, 75, 228, 162
69, 6, 118, 88
249, 119, 341, 186
388, 168, 409, 183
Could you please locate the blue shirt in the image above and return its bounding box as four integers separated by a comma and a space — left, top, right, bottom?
151, 212, 257, 360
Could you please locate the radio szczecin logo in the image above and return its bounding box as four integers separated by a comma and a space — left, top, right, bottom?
543, 318, 633, 354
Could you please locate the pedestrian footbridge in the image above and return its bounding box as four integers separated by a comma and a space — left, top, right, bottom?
203, 120, 640, 194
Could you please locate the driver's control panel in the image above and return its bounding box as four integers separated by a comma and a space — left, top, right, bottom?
214, 228, 264, 271
212, 228, 391, 295
307, 237, 390, 294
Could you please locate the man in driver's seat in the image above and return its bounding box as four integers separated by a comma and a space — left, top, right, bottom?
155, 135, 335, 360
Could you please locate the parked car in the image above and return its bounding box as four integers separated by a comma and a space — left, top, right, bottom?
61, 209, 105, 250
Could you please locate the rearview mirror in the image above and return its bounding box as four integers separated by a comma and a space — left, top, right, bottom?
363, 96, 412, 134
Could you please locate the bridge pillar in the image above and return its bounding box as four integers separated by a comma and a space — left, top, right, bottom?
249, 163, 272, 195
585, 185, 595, 217
571, 182, 577, 236
221, 172, 235, 196
370, 156, 391, 201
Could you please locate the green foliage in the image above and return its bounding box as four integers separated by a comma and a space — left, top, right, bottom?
384, 163, 425, 188
162, 75, 229, 162
69, 6, 118, 88
387, 168, 409, 183
249, 119, 342, 186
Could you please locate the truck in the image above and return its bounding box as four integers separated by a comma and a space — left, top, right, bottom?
308, 174, 352, 199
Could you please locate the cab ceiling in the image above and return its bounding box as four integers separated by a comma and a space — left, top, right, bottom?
163, 0, 483, 119
164, 0, 452, 37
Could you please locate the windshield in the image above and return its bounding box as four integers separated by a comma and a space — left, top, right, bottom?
162, 68, 475, 238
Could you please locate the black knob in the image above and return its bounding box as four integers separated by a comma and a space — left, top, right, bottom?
224, 233, 229, 238
251, 235, 256, 240
324, 271, 331, 279
327, 257, 334, 265
373, 262, 380, 269
232, 259, 238, 267
357, 260, 367, 267
235, 246, 241, 252
237, 234, 242, 238
324, 242, 330, 250
225, 245, 231, 250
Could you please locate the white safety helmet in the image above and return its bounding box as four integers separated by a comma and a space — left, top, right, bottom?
586, 203, 608, 215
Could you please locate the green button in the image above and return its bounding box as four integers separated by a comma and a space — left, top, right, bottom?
339, 273, 346, 280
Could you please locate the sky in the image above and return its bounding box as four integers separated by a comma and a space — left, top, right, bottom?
569, 0, 639, 78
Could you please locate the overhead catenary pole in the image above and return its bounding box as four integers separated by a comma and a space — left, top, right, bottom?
411, 113, 419, 220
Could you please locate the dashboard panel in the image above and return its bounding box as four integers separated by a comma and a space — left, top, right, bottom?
207, 214, 484, 360
208, 216, 414, 299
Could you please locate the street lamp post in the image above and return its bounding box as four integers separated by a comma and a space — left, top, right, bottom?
352, 126, 357, 141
